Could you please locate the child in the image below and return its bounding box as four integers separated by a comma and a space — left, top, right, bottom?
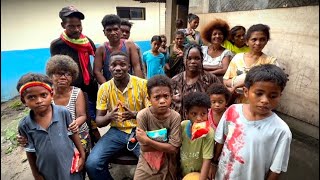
165, 31, 185, 78
206, 83, 231, 130
180, 92, 214, 180
223, 24, 278, 104
211, 64, 291, 180
17, 73, 85, 180
223, 25, 250, 54
143, 35, 166, 79
134, 75, 181, 180
159, 35, 169, 59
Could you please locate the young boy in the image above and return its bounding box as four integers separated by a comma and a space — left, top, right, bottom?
207, 83, 231, 130
180, 92, 214, 180
135, 75, 182, 179
17, 73, 85, 180
211, 64, 291, 180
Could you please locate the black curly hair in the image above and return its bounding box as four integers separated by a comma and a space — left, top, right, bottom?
207, 83, 231, 102
147, 75, 173, 96
16, 73, 52, 95
183, 92, 211, 111
101, 14, 121, 29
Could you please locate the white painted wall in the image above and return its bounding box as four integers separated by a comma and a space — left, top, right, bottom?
1, 0, 166, 51
192, 6, 319, 127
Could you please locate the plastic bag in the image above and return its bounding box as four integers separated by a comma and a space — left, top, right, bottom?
70, 148, 80, 173
191, 121, 209, 140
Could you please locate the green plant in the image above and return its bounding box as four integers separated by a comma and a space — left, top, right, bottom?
8, 99, 24, 110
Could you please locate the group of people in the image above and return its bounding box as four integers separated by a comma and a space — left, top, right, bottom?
16, 5, 292, 180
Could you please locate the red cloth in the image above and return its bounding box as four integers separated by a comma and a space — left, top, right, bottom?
60, 32, 95, 85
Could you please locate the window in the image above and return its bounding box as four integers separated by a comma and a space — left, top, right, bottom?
116, 7, 146, 20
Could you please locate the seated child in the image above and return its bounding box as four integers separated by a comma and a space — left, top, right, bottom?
134, 75, 182, 180
211, 64, 292, 180
17, 73, 85, 180
180, 92, 214, 180
206, 83, 231, 130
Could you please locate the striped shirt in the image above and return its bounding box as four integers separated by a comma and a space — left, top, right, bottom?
96, 75, 150, 134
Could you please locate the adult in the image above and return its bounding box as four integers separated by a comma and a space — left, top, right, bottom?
94, 14, 144, 84
181, 13, 203, 46
120, 19, 145, 78
200, 18, 233, 82
50, 6, 100, 143
171, 44, 221, 120
86, 51, 150, 180
223, 25, 250, 54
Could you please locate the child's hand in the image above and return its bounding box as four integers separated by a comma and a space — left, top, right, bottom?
16, 135, 28, 147
76, 156, 85, 172
121, 105, 136, 121
136, 127, 148, 145
68, 120, 79, 133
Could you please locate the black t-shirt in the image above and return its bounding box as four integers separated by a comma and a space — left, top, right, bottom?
50, 37, 98, 102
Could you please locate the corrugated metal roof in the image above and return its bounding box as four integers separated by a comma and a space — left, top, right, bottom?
133, 0, 166, 3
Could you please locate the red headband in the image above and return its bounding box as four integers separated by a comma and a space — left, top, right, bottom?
19, 81, 52, 96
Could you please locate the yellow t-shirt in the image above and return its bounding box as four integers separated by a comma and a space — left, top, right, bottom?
222, 40, 250, 54
96, 75, 150, 133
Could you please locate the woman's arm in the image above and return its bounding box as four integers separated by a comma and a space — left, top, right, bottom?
206, 55, 231, 75
74, 90, 87, 126
93, 46, 107, 85
200, 159, 211, 180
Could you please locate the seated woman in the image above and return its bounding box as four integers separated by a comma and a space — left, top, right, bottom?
223, 25, 250, 54
200, 18, 233, 82
171, 44, 221, 120
223, 24, 278, 104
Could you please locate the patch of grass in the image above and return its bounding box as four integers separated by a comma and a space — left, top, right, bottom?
4, 128, 18, 154
8, 99, 24, 110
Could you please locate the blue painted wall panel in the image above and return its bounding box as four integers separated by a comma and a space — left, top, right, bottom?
1, 41, 151, 102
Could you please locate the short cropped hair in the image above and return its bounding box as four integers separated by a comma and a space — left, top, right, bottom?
183, 92, 211, 111
120, 19, 133, 28
147, 75, 173, 96
16, 73, 52, 93
109, 51, 129, 61
207, 83, 231, 102
245, 64, 288, 91
246, 24, 270, 41
46, 55, 79, 81
201, 18, 230, 43
101, 14, 121, 29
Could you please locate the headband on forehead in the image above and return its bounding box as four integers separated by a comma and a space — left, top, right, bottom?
19, 81, 52, 96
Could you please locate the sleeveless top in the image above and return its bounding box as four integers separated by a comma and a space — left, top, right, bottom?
103, 39, 132, 81
53, 86, 89, 133
202, 46, 233, 67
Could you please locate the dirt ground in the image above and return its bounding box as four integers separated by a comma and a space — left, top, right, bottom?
0, 97, 135, 180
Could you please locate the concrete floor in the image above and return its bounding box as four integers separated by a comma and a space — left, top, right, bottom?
95, 125, 319, 180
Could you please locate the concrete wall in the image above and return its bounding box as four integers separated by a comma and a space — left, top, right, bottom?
1, 0, 165, 51
190, 6, 319, 130
1, 0, 163, 101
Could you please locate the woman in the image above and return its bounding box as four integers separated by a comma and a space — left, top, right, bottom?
223, 25, 250, 54
171, 44, 221, 120
200, 18, 233, 82
223, 24, 278, 104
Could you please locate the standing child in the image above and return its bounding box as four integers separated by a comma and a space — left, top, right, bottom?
180, 92, 214, 180
206, 83, 231, 130
17, 73, 85, 180
211, 64, 291, 180
134, 75, 182, 180
143, 35, 166, 79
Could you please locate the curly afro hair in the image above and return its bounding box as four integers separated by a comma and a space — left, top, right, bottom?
206, 83, 231, 102
201, 18, 230, 44
46, 55, 79, 82
183, 92, 211, 111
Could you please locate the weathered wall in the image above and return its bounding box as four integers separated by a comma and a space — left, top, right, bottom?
190, 6, 319, 128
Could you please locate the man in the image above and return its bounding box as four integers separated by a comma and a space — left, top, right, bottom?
120, 19, 145, 77
93, 14, 144, 84
86, 51, 149, 179
50, 6, 100, 143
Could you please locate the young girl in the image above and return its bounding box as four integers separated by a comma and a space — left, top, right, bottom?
183, 13, 203, 45
206, 83, 231, 131
223, 26, 250, 54
17, 73, 85, 180
223, 24, 278, 104
143, 35, 166, 79
134, 75, 181, 179
165, 31, 185, 78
